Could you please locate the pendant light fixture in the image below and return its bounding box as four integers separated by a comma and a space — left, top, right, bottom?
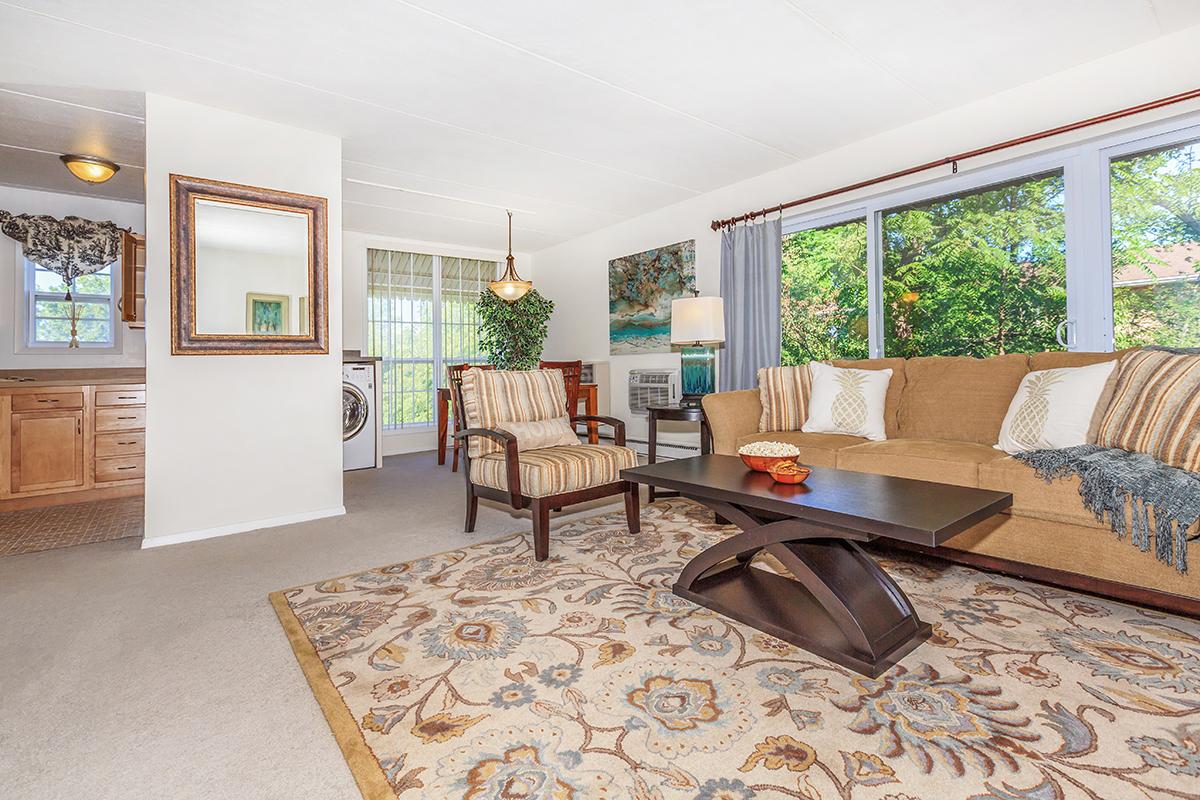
489, 209, 532, 302
60, 154, 120, 184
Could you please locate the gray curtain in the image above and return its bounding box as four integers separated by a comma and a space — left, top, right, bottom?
720, 218, 781, 391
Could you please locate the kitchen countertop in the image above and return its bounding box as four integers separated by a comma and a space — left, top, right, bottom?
0, 368, 146, 388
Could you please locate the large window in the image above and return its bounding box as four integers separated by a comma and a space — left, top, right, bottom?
882, 172, 1066, 358
25, 259, 117, 348
778, 114, 1200, 358
367, 249, 495, 430
781, 218, 869, 364
1109, 137, 1200, 349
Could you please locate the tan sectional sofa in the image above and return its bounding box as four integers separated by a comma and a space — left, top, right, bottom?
702, 351, 1199, 613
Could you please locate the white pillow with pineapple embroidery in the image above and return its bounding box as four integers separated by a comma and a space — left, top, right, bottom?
801, 362, 892, 441
996, 360, 1117, 454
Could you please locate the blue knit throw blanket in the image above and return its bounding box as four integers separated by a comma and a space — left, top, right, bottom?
1013, 445, 1200, 573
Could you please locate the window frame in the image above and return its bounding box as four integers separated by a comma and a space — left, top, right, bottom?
363, 241, 499, 432
780, 109, 1200, 357
15, 243, 123, 354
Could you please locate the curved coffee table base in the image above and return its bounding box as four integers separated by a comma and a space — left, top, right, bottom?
673, 498, 931, 677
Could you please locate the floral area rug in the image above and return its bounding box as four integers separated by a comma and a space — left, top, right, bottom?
270, 498, 1200, 800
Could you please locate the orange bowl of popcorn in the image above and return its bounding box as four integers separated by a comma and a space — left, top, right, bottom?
737, 441, 800, 473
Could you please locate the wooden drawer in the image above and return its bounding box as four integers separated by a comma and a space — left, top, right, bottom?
96, 455, 145, 483
96, 431, 145, 458
96, 407, 146, 432
96, 389, 145, 407
12, 391, 84, 412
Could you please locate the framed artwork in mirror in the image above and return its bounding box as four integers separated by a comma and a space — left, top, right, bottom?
170, 174, 328, 354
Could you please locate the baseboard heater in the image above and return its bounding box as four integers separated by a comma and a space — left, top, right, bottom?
575, 431, 700, 461
624, 437, 700, 460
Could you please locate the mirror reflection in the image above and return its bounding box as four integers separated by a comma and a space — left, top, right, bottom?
193, 199, 311, 336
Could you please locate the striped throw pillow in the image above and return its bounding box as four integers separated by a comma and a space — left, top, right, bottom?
1094, 349, 1200, 472
461, 369, 569, 458
757, 365, 812, 433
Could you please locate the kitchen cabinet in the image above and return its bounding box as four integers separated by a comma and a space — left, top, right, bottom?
0, 370, 145, 510
11, 409, 84, 493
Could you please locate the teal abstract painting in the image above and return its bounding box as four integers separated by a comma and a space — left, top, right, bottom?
608, 240, 695, 355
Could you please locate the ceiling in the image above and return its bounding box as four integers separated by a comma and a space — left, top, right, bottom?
1, 0, 1198, 250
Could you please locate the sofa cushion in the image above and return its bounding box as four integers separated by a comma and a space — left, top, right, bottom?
829, 357, 906, 438
898, 354, 1029, 445
757, 365, 811, 432
470, 444, 637, 498
735, 431, 865, 468
977, 456, 1100, 529
802, 362, 892, 441
1094, 349, 1200, 472
836, 439, 1008, 487
1029, 350, 1124, 371
996, 360, 1117, 454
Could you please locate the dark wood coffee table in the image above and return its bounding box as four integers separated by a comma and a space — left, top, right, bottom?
621, 455, 1012, 677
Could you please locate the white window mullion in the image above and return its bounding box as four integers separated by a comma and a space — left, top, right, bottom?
866, 207, 884, 358
1065, 146, 1111, 352
432, 254, 444, 392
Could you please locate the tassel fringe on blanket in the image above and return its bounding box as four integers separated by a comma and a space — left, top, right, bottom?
1013, 445, 1200, 574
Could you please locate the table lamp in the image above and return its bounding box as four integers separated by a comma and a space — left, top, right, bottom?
670, 294, 725, 408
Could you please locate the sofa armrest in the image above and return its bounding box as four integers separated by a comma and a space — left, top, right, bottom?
701, 390, 762, 455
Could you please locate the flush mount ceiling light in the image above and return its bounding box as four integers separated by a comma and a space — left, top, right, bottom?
60, 154, 120, 184
489, 209, 533, 302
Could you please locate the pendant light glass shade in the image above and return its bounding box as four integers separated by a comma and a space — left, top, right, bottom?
489, 210, 532, 302
60, 154, 120, 184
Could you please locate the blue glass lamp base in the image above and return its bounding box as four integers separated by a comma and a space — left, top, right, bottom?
680, 346, 716, 407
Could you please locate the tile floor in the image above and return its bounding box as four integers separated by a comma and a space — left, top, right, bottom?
0, 496, 144, 556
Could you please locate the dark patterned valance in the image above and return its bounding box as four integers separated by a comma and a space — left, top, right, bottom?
0, 211, 124, 293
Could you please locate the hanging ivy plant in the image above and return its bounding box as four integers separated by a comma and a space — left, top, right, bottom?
477, 289, 555, 370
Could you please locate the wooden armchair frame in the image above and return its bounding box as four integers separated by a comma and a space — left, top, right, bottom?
451, 372, 640, 561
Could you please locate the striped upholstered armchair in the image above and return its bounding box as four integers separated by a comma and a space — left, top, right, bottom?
452, 367, 640, 560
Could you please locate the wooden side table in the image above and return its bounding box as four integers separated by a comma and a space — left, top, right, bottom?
646, 404, 711, 502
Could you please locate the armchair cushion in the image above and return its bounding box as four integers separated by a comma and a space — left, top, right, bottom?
470, 444, 637, 498
461, 368, 570, 458
497, 416, 580, 451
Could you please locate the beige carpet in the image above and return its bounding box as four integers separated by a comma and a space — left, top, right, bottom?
0, 452, 622, 800
273, 498, 1200, 800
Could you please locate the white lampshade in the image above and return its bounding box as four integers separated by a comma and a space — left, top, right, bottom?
671, 295, 725, 345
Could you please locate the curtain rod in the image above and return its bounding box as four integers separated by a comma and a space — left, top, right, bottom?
710, 87, 1200, 232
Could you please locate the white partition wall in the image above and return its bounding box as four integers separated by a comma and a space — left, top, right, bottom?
142, 95, 344, 546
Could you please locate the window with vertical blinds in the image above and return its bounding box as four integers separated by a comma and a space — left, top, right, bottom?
367, 249, 496, 430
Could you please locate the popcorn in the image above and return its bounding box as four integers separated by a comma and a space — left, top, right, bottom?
737, 441, 801, 458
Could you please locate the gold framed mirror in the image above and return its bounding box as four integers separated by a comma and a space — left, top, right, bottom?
170, 174, 328, 355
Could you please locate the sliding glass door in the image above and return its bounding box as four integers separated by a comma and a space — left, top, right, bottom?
881, 172, 1066, 358
1107, 136, 1200, 349
780, 216, 869, 364
781, 112, 1200, 359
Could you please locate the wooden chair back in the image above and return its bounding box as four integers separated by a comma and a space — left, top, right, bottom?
539, 360, 582, 416
447, 363, 495, 435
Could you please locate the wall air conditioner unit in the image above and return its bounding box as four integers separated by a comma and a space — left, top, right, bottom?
580, 361, 611, 415
628, 368, 679, 416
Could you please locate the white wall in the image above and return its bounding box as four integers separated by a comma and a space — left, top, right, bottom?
143, 94, 343, 545
195, 246, 310, 334
534, 28, 1200, 448
341, 229, 532, 455
0, 184, 145, 369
